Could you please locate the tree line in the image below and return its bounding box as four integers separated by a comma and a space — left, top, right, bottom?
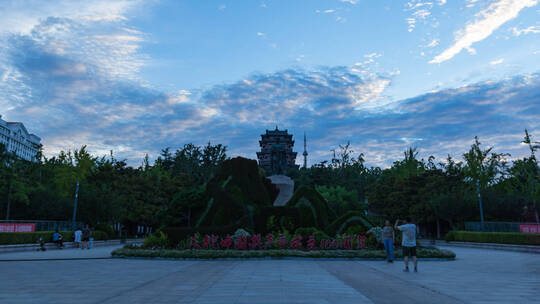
1, 131, 539, 237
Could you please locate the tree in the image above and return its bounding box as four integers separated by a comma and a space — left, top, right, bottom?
463, 137, 508, 231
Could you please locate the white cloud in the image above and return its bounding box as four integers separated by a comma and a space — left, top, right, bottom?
257, 32, 265, 37
167, 90, 192, 104
438, 0, 447, 5
324, 9, 336, 13
427, 39, 439, 47
340, 0, 359, 4
364, 52, 382, 58
218, 4, 227, 11
490, 58, 504, 65
0, 0, 141, 34
512, 25, 540, 35
430, 0, 538, 64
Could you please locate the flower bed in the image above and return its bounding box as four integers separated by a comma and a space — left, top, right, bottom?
111, 247, 456, 260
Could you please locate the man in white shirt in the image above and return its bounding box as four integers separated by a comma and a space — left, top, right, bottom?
395, 217, 418, 272
74, 228, 82, 248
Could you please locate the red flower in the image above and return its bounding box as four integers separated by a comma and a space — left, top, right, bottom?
202, 235, 210, 249
189, 234, 201, 249
210, 234, 219, 249
249, 234, 262, 250
265, 233, 274, 249
278, 234, 288, 249
344, 236, 352, 249
356, 234, 366, 249
220, 234, 232, 249
235, 234, 248, 250
307, 236, 317, 251
290, 236, 302, 250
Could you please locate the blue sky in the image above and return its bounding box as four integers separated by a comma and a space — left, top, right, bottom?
0, 0, 539, 167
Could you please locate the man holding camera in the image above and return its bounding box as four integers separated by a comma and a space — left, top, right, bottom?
395, 217, 418, 272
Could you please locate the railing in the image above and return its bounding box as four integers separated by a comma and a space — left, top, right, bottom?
0, 220, 83, 231
465, 221, 539, 233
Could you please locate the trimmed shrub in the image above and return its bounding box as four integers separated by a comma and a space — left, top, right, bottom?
285, 186, 331, 229
142, 231, 169, 249
325, 211, 374, 236
94, 224, 114, 239
345, 225, 368, 236
444, 231, 540, 245
295, 227, 330, 242
0, 230, 108, 245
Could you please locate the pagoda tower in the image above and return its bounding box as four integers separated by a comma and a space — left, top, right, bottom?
257, 126, 298, 175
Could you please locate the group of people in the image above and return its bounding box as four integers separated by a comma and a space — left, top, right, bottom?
381, 217, 418, 273
50, 225, 92, 250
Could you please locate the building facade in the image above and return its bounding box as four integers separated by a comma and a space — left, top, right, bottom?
0, 115, 41, 162
257, 127, 298, 175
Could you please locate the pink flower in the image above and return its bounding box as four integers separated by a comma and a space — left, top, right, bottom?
220, 234, 232, 249
189, 234, 201, 249
307, 236, 317, 251
249, 234, 262, 250
202, 235, 210, 249
290, 236, 302, 250
265, 233, 275, 249
278, 234, 288, 249
235, 234, 248, 250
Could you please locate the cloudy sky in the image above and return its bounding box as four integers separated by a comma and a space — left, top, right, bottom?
0, 0, 539, 167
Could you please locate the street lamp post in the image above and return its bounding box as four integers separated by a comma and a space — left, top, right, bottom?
476, 179, 485, 232
72, 181, 79, 230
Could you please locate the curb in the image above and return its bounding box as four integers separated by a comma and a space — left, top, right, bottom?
420, 240, 540, 254
111, 255, 456, 261
0, 257, 113, 262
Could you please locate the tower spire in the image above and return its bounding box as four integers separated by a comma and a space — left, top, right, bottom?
303, 131, 308, 169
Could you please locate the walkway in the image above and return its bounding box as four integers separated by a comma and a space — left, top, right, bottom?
0, 246, 538, 303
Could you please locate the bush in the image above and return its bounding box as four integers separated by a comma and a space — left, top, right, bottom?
345, 225, 368, 236
0, 230, 108, 245
142, 231, 169, 249
295, 227, 329, 242
325, 211, 374, 236
444, 231, 540, 245
95, 223, 114, 239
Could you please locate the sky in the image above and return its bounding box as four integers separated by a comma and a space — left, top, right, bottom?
0, 0, 539, 167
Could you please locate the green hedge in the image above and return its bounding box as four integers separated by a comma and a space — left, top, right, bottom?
325, 211, 374, 236
444, 231, 540, 245
111, 247, 456, 259
0, 230, 109, 245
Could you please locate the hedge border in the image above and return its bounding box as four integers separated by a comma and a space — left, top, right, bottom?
0, 230, 109, 245
444, 231, 540, 245
111, 247, 456, 260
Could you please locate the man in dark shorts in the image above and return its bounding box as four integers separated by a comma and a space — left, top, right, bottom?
395, 217, 418, 272
82, 224, 91, 249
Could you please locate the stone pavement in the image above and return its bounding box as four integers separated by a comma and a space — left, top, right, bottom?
0, 245, 538, 303
0, 244, 123, 260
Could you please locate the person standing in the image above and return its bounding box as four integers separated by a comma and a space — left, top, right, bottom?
382, 220, 394, 263
82, 225, 91, 249
74, 227, 82, 248
395, 217, 418, 272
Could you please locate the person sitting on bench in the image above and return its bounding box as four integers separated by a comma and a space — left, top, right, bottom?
52, 229, 64, 249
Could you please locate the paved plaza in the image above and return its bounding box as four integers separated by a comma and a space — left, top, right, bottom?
0, 246, 538, 304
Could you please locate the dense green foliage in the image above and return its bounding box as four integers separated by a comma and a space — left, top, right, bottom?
292, 132, 540, 237
444, 231, 540, 245
0, 230, 108, 245
111, 247, 456, 259
2, 130, 539, 239
0, 142, 227, 232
